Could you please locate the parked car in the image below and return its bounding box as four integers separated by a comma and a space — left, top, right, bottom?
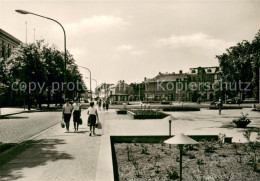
226, 98, 242, 104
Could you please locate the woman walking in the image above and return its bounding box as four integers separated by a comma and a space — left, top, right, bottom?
62, 98, 72, 132
87, 101, 99, 136
72, 99, 81, 132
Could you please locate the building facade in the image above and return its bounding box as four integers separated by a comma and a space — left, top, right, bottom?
0, 29, 22, 106
130, 82, 145, 101
108, 80, 134, 104
95, 83, 114, 99
144, 67, 221, 102
0, 28, 21, 61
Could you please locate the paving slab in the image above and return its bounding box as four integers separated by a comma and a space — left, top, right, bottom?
0, 116, 102, 181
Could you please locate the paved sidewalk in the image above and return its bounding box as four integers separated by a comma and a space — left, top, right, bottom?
0, 116, 102, 181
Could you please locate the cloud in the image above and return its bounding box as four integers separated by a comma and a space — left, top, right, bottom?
65, 15, 128, 34
116, 44, 145, 56
157, 33, 235, 52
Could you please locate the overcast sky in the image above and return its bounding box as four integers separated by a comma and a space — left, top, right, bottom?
1, 0, 259, 89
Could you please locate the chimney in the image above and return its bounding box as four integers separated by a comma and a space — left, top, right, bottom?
179, 70, 183, 74
144, 77, 147, 81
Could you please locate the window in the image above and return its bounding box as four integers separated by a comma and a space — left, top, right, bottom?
191, 69, 196, 73
8, 44, 11, 57
1, 41, 5, 58
207, 69, 212, 73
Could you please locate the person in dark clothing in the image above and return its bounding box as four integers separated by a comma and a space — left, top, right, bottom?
62, 98, 72, 132
87, 102, 99, 136
72, 99, 81, 132
217, 98, 223, 115
105, 99, 109, 110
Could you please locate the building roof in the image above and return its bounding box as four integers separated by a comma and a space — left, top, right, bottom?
145, 72, 188, 82
0, 28, 22, 45
188, 66, 220, 74
109, 80, 131, 89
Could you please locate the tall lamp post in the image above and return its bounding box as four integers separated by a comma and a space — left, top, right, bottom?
79, 66, 92, 100
15, 9, 67, 99
86, 77, 97, 98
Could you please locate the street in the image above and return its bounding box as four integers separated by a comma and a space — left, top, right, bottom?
0, 110, 85, 143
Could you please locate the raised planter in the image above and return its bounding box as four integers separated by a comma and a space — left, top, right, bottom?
127, 110, 169, 119
232, 112, 251, 128
209, 106, 243, 110
116, 109, 127, 114
233, 120, 251, 128
163, 106, 200, 111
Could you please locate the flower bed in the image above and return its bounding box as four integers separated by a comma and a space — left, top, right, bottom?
116, 109, 127, 114
128, 109, 169, 119
114, 142, 260, 180
209, 106, 243, 110
163, 107, 200, 111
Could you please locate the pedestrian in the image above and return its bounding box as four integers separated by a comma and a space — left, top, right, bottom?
87, 101, 99, 136
102, 100, 106, 111
98, 99, 102, 110
62, 98, 72, 132
217, 98, 223, 115
105, 99, 109, 110
72, 98, 81, 132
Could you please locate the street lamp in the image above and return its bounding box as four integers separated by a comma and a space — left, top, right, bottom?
79, 66, 92, 100
164, 134, 198, 181
15, 9, 67, 98
85, 77, 97, 98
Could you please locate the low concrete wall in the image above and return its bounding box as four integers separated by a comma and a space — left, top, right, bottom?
95, 135, 114, 181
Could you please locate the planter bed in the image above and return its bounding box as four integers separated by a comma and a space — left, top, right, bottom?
112, 140, 260, 181
163, 107, 200, 111
116, 109, 127, 114
209, 106, 243, 110
127, 110, 169, 119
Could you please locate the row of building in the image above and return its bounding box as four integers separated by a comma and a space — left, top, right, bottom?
95, 66, 222, 104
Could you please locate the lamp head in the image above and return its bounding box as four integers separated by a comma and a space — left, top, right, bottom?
15, 9, 30, 14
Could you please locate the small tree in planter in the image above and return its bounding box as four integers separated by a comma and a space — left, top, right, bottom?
233, 112, 251, 128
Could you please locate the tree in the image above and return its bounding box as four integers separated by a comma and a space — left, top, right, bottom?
216, 30, 260, 100
5, 40, 85, 109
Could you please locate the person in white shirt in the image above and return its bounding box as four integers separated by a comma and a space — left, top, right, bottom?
72, 99, 81, 132
87, 101, 99, 136
62, 98, 72, 132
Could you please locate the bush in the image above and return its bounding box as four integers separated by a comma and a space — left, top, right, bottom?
209, 106, 242, 110
166, 166, 179, 180
129, 109, 169, 119
163, 107, 200, 111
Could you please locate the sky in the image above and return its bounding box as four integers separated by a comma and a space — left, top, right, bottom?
1, 0, 259, 89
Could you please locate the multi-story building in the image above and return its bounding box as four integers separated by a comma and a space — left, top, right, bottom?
144, 70, 189, 101
0, 28, 21, 61
188, 66, 221, 101
0, 29, 22, 106
108, 80, 134, 104
130, 82, 145, 101
95, 83, 114, 99
144, 67, 221, 102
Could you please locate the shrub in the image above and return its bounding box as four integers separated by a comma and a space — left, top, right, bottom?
203, 140, 216, 153
166, 166, 179, 180
141, 144, 149, 155
163, 107, 200, 111
196, 158, 204, 165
